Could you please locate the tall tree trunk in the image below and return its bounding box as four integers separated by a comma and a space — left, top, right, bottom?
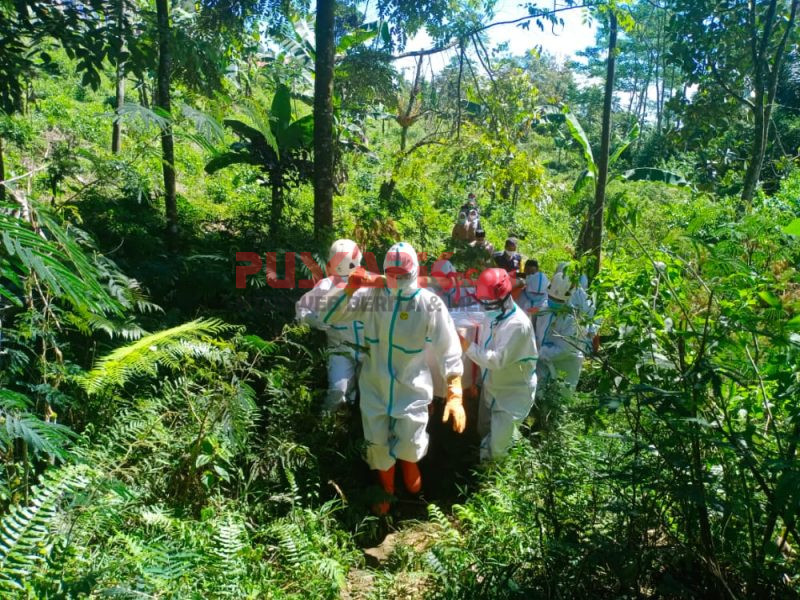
585, 11, 617, 280
741, 92, 767, 204
111, 0, 125, 154
313, 0, 335, 242
112, 62, 125, 154
0, 136, 5, 202
156, 0, 178, 242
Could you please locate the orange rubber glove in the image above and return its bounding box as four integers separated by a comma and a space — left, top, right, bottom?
458, 333, 470, 353
443, 375, 466, 433
345, 267, 368, 297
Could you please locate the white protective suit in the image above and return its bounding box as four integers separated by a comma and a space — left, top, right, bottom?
296, 276, 364, 411
321, 242, 463, 471
535, 272, 584, 390
465, 299, 538, 460
518, 271, 549, 321
568, 274, 598, 358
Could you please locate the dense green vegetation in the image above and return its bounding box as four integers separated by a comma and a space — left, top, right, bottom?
1, 0, 800, 597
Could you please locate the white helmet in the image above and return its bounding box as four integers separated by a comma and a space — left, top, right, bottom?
383, 242, 419, 292
328, 239, 362, 277
548, 270, 572, 301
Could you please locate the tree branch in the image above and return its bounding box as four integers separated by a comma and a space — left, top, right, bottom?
391, 2, 594, 62
766, 0, 799, 108
709, 61, 755, 110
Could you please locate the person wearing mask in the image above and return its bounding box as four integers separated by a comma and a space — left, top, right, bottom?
518, 259, 549, 323
452, 212, 470, 242
458, 268, 537, 460
535, 269, 584, 391
460, 192, 479, 216
493, 237, 522, 276
295, 239, 365, 412
320, 242, 466, 514
465, 208, 480, 242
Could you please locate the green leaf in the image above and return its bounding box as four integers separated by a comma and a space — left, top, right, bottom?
572, 169, 595, 194
337, 26, 379, 54
205, 152, 262, 174
758, 290, 781, 308
562, 107, 596, 175
222, 118, 279, 160
380, 21, 391, 45
270, 84, 293, 135
609, 123, 639, 168
782, 218, 800, 236
222, 119, 264, 144
281, 115, 314, 151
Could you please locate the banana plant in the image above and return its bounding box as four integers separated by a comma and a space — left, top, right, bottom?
556, 105, 689, 198
205, 84, 313, 232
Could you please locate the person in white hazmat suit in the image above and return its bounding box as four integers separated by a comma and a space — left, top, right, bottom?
458, 268, 538, 461
320, 242, 466, 515
295, 239, 365, 412
569, 274, 599, 358
535, 269, 584, 390
517, 259, 549, 322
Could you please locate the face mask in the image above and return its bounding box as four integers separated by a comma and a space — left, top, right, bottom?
388, 273, 414, 294
504, 250, 514, 258
480, 296, 507, 320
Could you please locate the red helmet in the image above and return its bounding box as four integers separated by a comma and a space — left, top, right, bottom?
475, 268, 513, 302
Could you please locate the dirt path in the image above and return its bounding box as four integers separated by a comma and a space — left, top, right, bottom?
344, 522, 442, 599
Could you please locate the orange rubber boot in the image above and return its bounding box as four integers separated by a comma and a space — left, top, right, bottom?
399, 460, 422, 494
373, 466, 395, 516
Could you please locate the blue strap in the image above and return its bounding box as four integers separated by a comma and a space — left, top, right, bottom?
392, 344, 423, 354
323, 293, 347, 324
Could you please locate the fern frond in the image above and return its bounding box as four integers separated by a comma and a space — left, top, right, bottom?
211, 517, 247, 576
0, 389, 75, 459
0, 204, 123, 317
0, 465, 91, 591
80, 319, 236, 394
